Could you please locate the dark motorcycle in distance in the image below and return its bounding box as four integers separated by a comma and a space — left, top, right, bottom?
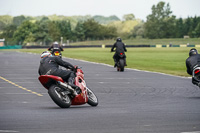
111, 50, 126, 72
38, 67, 98, 108
116, 52, 125, 72
48, 48, 62, 58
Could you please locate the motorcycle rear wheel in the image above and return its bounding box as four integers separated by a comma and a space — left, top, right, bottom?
48, 85, 71, 108
87, 87, 98, 106
119, 59, 124, 72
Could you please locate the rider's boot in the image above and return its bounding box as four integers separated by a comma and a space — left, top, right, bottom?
114, 59, 117, 68
125, 59, 127, 66
114, 62, 117, 68
68, 77, 81, 94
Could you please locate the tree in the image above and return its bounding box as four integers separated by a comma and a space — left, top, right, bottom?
0, 24, 17, 45
1, 24, 17, 38
34, 18, 52, 45
194, 23, 200, 37
48, 21, 61, 41
93, 15, 120, 24
83, 19, 101, 40
123, 14, 135, 21
57, 20, 72, 40
74, 21, 85, 41
0, 21, 6, 31
13, 15, 26, 26
24, 32, 35, 44
109, 19, 141, 39
81, 19, 117, 40
144, 1, 176, 39
131, 23, 145, 38
0, 15, 13, 31
183, 17, 192, 37
13, 20, 37, 45
187, 16, 200, 38
102, 26, 117, 39
175, 18, 184, 38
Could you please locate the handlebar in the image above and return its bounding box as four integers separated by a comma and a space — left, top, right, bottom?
73, 65, 82, 72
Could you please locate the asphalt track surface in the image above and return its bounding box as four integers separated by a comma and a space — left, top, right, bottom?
0, 51, 200, 133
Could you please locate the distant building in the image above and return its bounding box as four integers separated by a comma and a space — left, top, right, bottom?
0, 39, 5, 46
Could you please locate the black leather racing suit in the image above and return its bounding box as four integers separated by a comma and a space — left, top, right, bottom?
111, 41, 127, 63
38, 56, 77, 88
186, 54, 200, 85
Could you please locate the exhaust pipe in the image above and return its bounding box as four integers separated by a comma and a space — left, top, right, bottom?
57, 81, 77, 96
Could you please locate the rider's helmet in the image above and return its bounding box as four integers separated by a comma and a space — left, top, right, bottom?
189, 48, 198, 56
41, 51, 51, 58
116, 37, 122, 42
53, 41, 59, 45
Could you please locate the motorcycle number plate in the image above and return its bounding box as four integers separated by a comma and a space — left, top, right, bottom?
55, 53, 60, 56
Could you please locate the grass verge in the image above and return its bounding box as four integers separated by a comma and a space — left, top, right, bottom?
70, 38, 200, 46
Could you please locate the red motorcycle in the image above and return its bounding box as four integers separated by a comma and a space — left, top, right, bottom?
38, 67, 98, 108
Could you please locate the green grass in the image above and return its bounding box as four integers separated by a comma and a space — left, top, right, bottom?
70, 38, 200, 46
9, 47, 197, 77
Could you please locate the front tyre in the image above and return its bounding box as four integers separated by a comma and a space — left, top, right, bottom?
48, 85, 71, 108
87, 87, 98, 106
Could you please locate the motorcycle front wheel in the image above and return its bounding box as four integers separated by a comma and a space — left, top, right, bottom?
87, 87, 98, 106
48, 85, 71, 108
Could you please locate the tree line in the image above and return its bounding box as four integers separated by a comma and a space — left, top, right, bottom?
0, 1, 200, 46
142, 2, 200, 39
0, 17, 118, 45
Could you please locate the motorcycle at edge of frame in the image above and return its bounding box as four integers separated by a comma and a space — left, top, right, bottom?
38, 66, 98, 108
192, 65, 200, 87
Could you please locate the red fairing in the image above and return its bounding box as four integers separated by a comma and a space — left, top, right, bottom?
38, 75, 64, 89
71, 90, 88, 105
71, 69, 88, 105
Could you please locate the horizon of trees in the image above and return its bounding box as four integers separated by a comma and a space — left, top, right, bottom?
0, 1, 200, 46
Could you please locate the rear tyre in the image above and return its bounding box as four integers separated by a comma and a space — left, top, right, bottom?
119, 59, 125, 72
48, 85, 71, 108
87, 87, 98, 106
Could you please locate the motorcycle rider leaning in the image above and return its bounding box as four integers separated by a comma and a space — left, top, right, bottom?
38, 51, 80, 92
48, 41, 64, 54
186, 48, 200, 86
111, 37, 127, 67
